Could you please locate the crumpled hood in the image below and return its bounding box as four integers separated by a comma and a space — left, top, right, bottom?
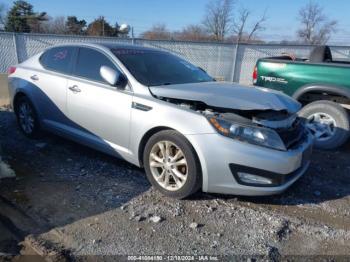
150, 82, 301, 113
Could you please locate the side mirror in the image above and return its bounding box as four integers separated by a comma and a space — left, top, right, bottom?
100, 66, 127, 88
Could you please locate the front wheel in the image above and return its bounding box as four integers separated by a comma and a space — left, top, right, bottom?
298, 100, 349, 150
143, 130, 202, 199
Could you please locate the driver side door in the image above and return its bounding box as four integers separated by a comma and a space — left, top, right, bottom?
66, 47, 132, 157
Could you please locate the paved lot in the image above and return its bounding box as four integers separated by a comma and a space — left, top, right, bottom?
0, 107, 350, 259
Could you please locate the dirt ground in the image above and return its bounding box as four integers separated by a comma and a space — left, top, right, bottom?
0, 107, 350, 260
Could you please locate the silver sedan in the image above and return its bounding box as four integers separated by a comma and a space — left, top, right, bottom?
8, 43, 313, 199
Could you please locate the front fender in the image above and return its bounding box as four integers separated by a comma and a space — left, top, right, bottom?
128, 95, 216, 167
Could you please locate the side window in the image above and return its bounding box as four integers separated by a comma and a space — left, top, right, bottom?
74, 48, 117, 83
40, 46, 75, 74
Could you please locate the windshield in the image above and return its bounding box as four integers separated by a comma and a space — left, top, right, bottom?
111, 48, 214, 86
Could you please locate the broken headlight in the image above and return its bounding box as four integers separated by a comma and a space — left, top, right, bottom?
208, 116, 286, 151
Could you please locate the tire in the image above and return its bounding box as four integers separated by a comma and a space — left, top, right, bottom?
143, 130, 202, 199
14, 96, 41, 138
298, 100, 350, 150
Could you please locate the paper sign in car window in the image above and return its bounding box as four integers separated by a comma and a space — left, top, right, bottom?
54, 50, 68, 61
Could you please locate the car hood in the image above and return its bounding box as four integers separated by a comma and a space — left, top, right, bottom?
149, 82, 301, 113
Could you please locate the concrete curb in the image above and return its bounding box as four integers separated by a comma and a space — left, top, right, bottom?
0, 74, 9, 106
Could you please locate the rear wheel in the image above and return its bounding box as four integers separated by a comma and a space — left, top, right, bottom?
15, 96, 41, 138
299, 100, 349, 149
143, 130, 201, 199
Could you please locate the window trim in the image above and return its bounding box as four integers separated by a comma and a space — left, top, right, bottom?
39, 46, 77, 76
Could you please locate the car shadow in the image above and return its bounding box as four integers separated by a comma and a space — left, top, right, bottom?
0, 99, 151, 255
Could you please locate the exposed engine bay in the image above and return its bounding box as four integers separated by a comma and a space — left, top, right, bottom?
149, 81, 302, 115
160, 96, 297, 129
149, 80, 307, 150
159, 96, 306, 150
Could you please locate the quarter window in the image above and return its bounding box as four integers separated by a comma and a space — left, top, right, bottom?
74, 48, 117, 83
40, 47, 75, 74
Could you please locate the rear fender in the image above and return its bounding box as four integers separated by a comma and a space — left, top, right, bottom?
292, 84, 350, 101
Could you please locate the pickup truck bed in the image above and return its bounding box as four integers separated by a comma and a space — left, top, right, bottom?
254, 46, 350, 149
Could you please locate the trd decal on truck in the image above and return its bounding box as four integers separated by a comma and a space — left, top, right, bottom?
260, 76, 288, 84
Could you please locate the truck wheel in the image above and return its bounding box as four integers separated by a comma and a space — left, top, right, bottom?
298, 100, 349, 150
143, 130, 201, 199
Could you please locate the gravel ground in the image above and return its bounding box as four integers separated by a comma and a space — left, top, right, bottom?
0, 107, 350, 259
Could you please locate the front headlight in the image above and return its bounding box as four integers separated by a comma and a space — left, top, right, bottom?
208, 116, 286, 151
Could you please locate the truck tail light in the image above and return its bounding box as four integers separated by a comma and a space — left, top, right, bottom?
8, 66, 16, 75
252, 65, 258, 84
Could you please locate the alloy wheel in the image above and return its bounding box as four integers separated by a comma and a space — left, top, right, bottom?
149, 140, 188, 191
18, 102, 35, 134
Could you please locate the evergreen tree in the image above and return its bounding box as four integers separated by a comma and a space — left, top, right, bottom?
5, 0, 47, 33
86, 16, 115, 37
66, 16, 86, 35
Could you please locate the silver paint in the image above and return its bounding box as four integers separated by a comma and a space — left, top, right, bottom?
8, 43, 313, 196
150, 82, 301, 113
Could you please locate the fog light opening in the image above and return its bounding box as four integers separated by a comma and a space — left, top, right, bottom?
237, 172, 273, 185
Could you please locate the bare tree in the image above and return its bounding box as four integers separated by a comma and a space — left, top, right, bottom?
232, 8, 249, 42
247, 10, 267, 40
202, 0, 234, 41
140, 23, 172, 40
175, 24, 212, 41
41, 16, 67, 34
0, 3, 6, 30
232, 8, 267, 43
297, 1, 337, 44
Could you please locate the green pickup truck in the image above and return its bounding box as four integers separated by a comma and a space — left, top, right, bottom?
254, 45, 350, 150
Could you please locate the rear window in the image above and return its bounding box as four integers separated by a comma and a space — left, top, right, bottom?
40, 46, 75, 74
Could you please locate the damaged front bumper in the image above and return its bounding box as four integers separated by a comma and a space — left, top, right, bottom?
186, 130, 313, 196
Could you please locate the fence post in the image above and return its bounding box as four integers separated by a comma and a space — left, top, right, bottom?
131, 27, 135, 45
230, 43, 239, 82
12, 33, 19, 64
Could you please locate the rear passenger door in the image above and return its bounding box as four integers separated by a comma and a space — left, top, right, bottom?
36, 46, 76, 126
66, 47, 132, 155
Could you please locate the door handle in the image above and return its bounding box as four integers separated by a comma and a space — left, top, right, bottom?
68, 85, 81, 93
30, 75, 39, 81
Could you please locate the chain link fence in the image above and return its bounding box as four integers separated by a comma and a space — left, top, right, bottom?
1, 32, 350, 85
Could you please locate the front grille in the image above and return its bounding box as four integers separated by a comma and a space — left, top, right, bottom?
276, 118, 306, 149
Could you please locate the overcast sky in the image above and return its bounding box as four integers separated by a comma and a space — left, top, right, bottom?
2, 0, 350, 43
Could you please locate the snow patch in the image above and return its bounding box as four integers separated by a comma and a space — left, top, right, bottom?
0, 157, 15, 179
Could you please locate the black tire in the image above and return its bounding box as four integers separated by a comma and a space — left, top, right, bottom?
298, 100, 349, 150
143, 130, 202, 199
14, 96, 41, 138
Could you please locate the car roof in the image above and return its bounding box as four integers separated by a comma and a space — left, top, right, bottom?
99, 43, 159, 51
50, 42, 162, 53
